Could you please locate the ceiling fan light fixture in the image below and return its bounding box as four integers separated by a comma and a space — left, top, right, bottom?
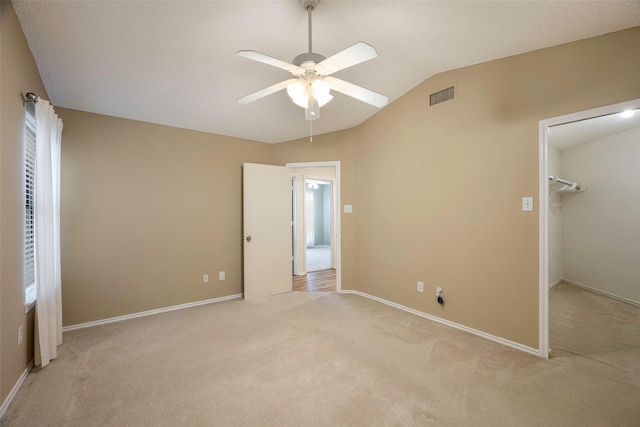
287, 78, 332, 115
312, 79, 330, 97
316, 93, 333, 107
312, 79, 333, 107
287, 81, 308, 108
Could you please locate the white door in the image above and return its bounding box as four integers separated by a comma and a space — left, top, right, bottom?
243, 163, 292, 300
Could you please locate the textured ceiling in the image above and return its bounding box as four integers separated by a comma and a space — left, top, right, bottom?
549, 108, 640, 152
12, 1, 640, 144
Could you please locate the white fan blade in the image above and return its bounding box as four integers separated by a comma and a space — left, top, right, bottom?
325, 77, 388, 108
316, 42, 378, 76
237, 50, 305, 76
238, 79, 298, 104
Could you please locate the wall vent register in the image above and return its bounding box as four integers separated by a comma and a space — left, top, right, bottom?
430, 86, 455, 106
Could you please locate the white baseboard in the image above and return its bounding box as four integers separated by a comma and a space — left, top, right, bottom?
339, 290, 539, 357
63, 293, 244, 332
562, 279, 640, 307
549, 278, 563, 289
0, 361, 34, 420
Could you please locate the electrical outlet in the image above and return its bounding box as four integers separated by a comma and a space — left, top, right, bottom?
203, 274, 209, 284
436, 287, 443, 297
417, 281, 424, 292
219, 271, 225, 281
18, 325, 24, 346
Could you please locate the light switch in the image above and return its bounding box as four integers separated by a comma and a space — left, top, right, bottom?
522, 197, 534, 212
344, 205, 353, 214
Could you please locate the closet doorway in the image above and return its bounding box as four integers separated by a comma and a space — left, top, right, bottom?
539, 99, 640, 358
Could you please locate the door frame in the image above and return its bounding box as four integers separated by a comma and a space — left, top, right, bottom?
287, 161, 341, 292
538, 98, 640, 358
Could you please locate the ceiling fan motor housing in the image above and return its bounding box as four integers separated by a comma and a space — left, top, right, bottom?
293, 52, 326, 70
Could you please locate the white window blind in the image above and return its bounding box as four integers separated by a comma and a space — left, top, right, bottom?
25, 106, 36, 298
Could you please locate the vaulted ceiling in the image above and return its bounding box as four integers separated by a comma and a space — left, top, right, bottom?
13, 1, 640, 143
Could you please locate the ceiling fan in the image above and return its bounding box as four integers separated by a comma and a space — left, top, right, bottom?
237, 0, 388, 121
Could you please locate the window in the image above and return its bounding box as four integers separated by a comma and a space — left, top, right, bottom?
25, 103, 36, 305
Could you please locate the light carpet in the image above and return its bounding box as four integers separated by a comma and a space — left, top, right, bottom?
306, 246, 331, 272
2, 288, 639, 426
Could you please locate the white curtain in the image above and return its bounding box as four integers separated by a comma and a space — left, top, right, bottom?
34, 99, 63, 368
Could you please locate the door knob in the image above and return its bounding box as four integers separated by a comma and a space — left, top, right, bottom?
245, 235, 252, 242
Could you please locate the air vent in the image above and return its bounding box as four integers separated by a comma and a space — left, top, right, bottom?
430, 86, 455, 106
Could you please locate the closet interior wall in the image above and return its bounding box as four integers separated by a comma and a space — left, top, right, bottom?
549, 126, 640, 305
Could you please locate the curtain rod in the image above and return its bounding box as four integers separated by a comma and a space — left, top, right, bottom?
22, 92, 39, 105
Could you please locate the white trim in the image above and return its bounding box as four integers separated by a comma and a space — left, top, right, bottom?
340, 290, 539, 357
62, 294, 243, 332
292, 176, 299, 275
538, 98, 640, 360
0, 361, 33, 420
549, 278, 563, 289
538, 119, 550, 358
24, 283, 36, 308
562, 279, 640, 308
286, 161, 342, 292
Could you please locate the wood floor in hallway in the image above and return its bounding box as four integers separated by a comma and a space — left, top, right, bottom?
292, 269, 336, 292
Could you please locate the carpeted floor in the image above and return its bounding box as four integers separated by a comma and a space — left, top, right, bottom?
549, 282, 640, 387
306, 246, 331, 272
2, 285, 639, 426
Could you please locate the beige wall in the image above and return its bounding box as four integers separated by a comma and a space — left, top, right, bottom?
0, 1, 44, 406
350, 27, 640, 348
58, 109, 275, 326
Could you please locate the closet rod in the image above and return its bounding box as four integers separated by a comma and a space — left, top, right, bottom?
548, 175, 581, 190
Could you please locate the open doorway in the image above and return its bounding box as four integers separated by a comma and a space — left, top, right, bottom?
539, 99, 640, 359
305, 179, 333, 272
288, 162, 340, 293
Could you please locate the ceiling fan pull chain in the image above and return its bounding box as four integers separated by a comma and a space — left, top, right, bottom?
309, 119, 313, 143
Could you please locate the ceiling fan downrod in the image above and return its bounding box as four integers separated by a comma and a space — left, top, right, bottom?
303, 0, 317, 54
293, 0, 324, 68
